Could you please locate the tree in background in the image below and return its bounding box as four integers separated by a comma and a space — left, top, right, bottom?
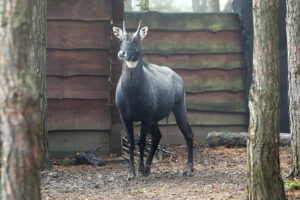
30, 0, 49, 168
0, 0, 44, 199
125, 0, 132, 11
140, 0, 149, 11
286, 0, 300, 178
222, 0, 233, 12
207, 0, 220, 12
151, 0, 184, 12
247, 0, 286, 199
192, 0, 200, 11
192, 0, 207, 12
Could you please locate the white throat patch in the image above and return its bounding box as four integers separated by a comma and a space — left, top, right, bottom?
125, 60, 138, 69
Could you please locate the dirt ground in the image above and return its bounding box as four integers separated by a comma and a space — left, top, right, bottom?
42, 145, 298, 200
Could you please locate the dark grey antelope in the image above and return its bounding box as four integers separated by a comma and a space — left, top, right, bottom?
113, 21, 194, 179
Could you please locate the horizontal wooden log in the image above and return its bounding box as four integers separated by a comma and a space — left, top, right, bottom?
111, 63, 122, 83
125, 12, 240, 32
47, 21, 111, 49
47, 76, 109, 99
47, 50, 110, 76
206, 132, 291, 147
48, 99, 111, 130
47, 0, 112, 20
176, 68, 246, 93
143, 53, 245, 70
140, 31, 243, 55
154, 111, 248, 126
134, 125, 247, 145
186, 91, 247, 113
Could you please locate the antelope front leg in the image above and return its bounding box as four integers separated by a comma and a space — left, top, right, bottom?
138, 120, 152, 176
120, 117, 136, 180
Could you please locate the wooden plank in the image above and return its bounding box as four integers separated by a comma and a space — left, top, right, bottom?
143, 53, 245, 70
125, 12, 240, 32
156, 126, 247, 145
47, 21, 111, 49
157, 111, 248, 126
47, 76, 109, 99
111, 63, 122, 83
47, 50, 110, 76
47, 0, 112, 21
48, 99, 111, 130
140, 31, 243, 55
112, 0, 124, 24
176, 68, 246, 93
186, 91, 247, 113
49, 131, 110, 158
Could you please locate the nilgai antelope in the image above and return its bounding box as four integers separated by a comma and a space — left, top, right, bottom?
113, 21, 194, 180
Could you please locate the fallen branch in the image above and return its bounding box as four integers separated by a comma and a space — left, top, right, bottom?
122, 134, 175, 160
75, 147, 106, 166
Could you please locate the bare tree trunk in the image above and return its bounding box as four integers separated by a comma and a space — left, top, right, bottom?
200, 0, 207, 12
286, 0, 300, 178
247, 0, 286, 199
0, 0, 41, 199
0, 0, 3, 184
125, 0, 132, 11
140, 0, 149, 11
222, 1, 233, 12
207, 0, 220, 12
30, 0, 49, 168
192, 0, 201, 12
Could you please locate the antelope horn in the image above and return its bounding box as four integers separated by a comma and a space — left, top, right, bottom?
123, 21, 127, 35
134, 20, 142, 37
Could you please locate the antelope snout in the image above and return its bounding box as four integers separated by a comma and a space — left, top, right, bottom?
118, 50, 127, 60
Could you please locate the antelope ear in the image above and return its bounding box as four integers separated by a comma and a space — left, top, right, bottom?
113, 26, 123, 40
140, 26, 148, 40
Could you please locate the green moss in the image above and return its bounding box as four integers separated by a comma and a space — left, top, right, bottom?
41, 160, 53, 170
53, 158, 77, 166
158, 112, 248, 126
284, 180, 300, 191
187, 101, 247, 113
142, 40, 243, 55
169, 60, 245, 70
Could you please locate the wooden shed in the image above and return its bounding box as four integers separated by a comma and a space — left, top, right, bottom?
46, 1, 247, 157
46, 0, 123, 157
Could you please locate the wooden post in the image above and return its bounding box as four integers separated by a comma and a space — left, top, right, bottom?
110, 0, 124, 155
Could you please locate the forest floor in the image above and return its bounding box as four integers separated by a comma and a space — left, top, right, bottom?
41, 145, 300, 200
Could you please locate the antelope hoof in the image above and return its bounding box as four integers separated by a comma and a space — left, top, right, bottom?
186, 163, 194, 177
127, 170, 136, 181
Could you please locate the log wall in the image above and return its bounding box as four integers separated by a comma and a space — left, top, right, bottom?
47, 0, 123, 157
